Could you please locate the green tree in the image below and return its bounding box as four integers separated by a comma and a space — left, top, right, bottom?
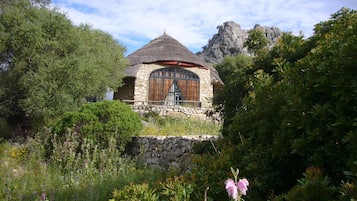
277, 167, 336, 201
213, 55, 253, 136
223, 8, 357, 200
0, 0, 126, 134
251, 33, 309, 82
0, 0, 50, 7
281, 7, 357, 184
243, 28, 268, 55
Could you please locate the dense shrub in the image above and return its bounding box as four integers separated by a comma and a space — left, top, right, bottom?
0, 129, 159, 201
339, 161, 357, 200
274, 167, 336, 201
186, 143, 235, 201
160, 176, 193, 201
51, 100, 142, 153
110, 183, 159, 201
213, 8, 357, 200
0, 117, 11, 139
110, 175, 193, 201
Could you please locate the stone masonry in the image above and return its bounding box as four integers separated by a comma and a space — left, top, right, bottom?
126, 135, 220, 171
133, 63, 214, 108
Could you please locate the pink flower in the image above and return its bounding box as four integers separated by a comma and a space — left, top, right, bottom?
237, 178, 249, 195
41, 192, 46, 201
225, 179, 238, 199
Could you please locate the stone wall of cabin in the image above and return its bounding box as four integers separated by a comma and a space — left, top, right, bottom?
133, 64, 213, 107
114, 77, 135, 101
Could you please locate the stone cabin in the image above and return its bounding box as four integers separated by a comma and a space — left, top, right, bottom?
114, 33, 223, 108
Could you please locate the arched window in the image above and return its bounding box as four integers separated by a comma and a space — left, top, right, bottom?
149, 67, 200, 106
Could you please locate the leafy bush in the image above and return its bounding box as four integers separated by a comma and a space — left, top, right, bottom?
110, 175, 195, 201
338, 161, 357, 201
110, 183, 159, 201
0, 117, 11, 139
339, 181, 357, 201
215, 8, 357, 200
159, 176, 193, 201
186, 143, 235, 201
51, 100, 142, 153
276, 167, 336, 201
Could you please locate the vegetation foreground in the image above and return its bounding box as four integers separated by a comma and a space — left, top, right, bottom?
0, 101, 221, 201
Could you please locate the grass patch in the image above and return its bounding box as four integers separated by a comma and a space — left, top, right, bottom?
140, 116, 221, 136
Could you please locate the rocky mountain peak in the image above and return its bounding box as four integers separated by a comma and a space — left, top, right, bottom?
252, 24, 282, 44
197, 21, 282, 64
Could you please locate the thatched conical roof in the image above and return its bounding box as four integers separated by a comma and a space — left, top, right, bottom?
125, 33, 223, 84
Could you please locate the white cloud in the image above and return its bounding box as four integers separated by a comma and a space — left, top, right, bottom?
52, 0, 357, 54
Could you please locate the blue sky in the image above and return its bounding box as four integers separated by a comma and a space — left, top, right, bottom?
51, 0, 357, 55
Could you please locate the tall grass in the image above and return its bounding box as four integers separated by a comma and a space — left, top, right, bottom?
0, 131, 161, 201
0, 117, 221, 200
140, 116, 221, 136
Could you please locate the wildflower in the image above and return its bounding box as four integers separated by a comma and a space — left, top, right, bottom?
237, 178, 249, 195
225, 179, 238, 199
225, 167, 249, 201
41, 192, 46, 201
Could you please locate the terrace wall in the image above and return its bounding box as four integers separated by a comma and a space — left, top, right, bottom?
126, 135, 220, 171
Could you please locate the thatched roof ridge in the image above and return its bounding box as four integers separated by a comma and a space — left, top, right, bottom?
127, 33, 205, 67
126, 33, 223, 85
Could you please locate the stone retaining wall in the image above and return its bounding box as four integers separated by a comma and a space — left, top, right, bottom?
126, 135, 220, 171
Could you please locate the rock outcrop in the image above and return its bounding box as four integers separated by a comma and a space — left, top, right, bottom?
253, 24, 282, 45
197, 21, 282, 64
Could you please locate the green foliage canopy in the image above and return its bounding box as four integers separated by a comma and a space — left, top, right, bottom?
0, 0, 126, 133
213, 55, 253, 136
212, 8, 357, 200
51, 100, 142, 153
243, 28, 268, 55
282, 8, 357, 183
